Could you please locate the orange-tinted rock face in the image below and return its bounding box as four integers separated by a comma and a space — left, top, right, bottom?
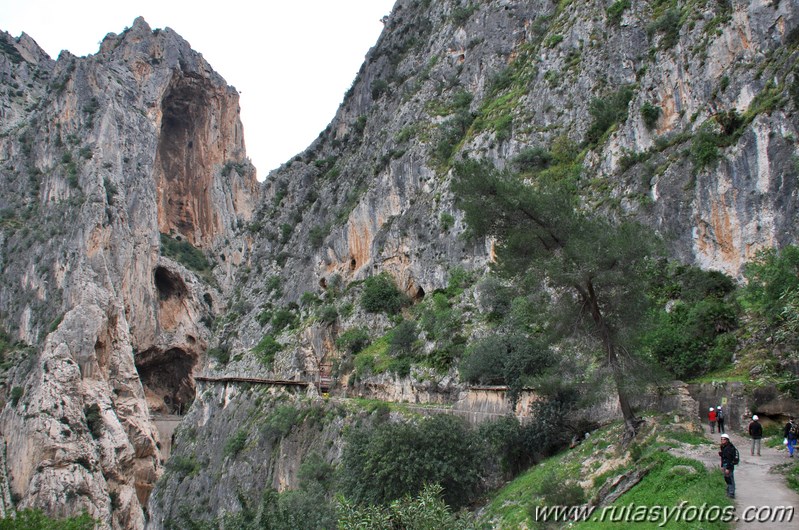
153, 74, 251, 248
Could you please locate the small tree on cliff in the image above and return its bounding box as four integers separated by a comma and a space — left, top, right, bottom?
452, 159, 662, 438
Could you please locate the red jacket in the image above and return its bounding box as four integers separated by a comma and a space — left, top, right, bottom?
708, 410, 717, 422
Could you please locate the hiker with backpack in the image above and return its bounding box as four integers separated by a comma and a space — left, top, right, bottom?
716, 406, 725, 433
708, 407, 717, 433
748, 415, 762, 456
784, 417, 798, 458
716, 406, 725, 434
718, 433, 738, 499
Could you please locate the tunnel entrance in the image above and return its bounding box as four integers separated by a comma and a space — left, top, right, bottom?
135, 347, 197, 416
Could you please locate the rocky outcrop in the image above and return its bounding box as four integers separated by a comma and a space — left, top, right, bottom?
0, 17, 256, 527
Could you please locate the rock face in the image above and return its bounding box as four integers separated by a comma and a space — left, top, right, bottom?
0, 17, 256, 527
2, 0, 799, 527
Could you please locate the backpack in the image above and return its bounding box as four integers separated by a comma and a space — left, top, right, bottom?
791, 422, 799, 436
717, 409, 724, 420
733, 447, 739, 466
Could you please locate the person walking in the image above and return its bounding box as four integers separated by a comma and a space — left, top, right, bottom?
708, 407, 717, 433
785, 417, 798, 458
748, 415, 762, 456
716, 406, 725, 434
718, 433, 738, 498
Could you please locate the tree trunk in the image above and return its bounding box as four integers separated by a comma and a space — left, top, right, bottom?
579, 281, 640, 438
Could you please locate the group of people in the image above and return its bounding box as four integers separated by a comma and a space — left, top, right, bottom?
710, 409, 799, 499
707, 406, 725, 433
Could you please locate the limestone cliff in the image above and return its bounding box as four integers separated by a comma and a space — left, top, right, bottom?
0, 17, 256, 527
2, 0, 799, 528
211, 0, 799, 385
150, 0, 799, 525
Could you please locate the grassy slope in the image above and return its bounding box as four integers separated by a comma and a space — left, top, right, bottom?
480, 417, 733, 529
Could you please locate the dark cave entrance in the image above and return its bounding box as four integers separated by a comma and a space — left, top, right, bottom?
154, 266, 187, 301
135, 347, 197, 416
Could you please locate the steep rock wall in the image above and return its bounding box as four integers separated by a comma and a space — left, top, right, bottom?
0, 17, 256, 527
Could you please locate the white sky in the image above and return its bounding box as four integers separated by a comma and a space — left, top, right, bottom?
0, 0, 396, 180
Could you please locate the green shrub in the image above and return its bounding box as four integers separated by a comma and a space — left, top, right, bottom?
159, 233, 211, 273
742, 245, 799, 340
353, 115, 367, 136
389, 320, 418, 357
253, 335, 282, 366
271, 308, 298, 332
520, 391, 581, 459
262, 405, 301, 438
544, 34, 564, 48
445, 266, 474, 297
451, 4, 478, 26
166, 455, 200, 477
460, 333, 552, 401
459, 335, 506, 385
0, 509, 96, 529
279, 223, 294, 245
297, 452, 335, 492
606, 0, 631, 26
337, 484, 468, 530
265, 276, 282, 296
431, 91, 474, 165
309, 224, 331, 247
642, 263, 739, 379
84, 403, 103, 439
584, 86, 635, 146
476, 276, 513, 321
339, 414, 483, 508
439, 212, 455, 231
361, 273, 409, 314
511, 146, 552, 173
478, 416, 530, 477
317, 304, 338, 325
648, 8, 683, 49
336, 327, 371, 354
371, 79, 389, 100
716, 109, 744, 136
641, 102, 662, 130
256, 306, 273, 326
9, 386, 23, 406
691, 128, 721, 170
224, 429, 248, 458
208, 345, 231, 365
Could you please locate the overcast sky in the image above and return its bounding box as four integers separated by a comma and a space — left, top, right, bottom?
0, 0, 396, 180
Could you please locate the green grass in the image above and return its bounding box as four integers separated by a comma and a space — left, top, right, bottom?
576, 452, 732, 529
480, 419, 733, 530
480, 423, 621, 528
353, 335, 390, 377
686, 365, 746, 384
786, 462, 799, 494
665, 429, 713, 446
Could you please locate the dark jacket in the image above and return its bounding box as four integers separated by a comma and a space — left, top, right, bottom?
749, 421, 763, 439
719, 442, 737, 470
786, 421, 798, 440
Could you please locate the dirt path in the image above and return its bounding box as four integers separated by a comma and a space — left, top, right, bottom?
687, 424, 799, 528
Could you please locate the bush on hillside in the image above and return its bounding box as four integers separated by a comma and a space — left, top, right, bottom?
360, 273, 409, 315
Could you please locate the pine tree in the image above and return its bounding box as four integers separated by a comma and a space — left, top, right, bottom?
453, 159, 662, 437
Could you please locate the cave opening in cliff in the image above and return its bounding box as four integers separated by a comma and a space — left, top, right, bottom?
410, 285, 425, 302
135, 347, 196, 416
154, 266, 187, 301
